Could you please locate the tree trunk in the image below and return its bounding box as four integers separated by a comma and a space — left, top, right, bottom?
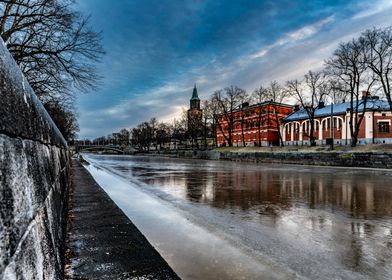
310, 119, 316, 146
351, 135, 358, 147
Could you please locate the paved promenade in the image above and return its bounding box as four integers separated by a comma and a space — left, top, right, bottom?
65, 159, 179, 280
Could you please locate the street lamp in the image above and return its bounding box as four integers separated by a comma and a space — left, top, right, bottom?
326, 95, 334, 150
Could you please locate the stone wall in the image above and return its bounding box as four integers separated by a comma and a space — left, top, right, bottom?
177, 150, 392, 169
0, 40, 69, 279
217, 151, 392, 169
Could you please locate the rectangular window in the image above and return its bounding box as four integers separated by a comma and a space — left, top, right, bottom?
378, 121, 390, 133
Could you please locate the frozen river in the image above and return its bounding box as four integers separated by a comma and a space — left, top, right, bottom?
83, 154, 392, 280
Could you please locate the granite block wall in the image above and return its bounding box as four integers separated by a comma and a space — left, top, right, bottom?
0, 39, 69, 280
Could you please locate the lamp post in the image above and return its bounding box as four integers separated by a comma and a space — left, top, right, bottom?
326, 95, 334, 150
331, 100, 334, 150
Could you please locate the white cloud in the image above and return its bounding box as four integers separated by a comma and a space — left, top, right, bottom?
251, 16, 334, 59
352, 0, 392, 20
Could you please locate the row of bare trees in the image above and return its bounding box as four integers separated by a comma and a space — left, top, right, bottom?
0, 0, 104, 140
89, 128, 131, 147
131, 117, 188, 151
324, 27, 392, 146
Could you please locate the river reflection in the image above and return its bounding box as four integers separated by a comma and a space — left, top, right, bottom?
87, 155, 392, 279
136, 159, 392, 220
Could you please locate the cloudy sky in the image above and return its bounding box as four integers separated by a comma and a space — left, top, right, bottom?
75, 0, 392, 139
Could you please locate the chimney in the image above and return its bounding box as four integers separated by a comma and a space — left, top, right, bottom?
294, 105, 300, 111
241, 102, 249, 108
318, 101, 325, 108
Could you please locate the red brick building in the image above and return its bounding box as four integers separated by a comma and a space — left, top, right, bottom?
216, 101, 293, 147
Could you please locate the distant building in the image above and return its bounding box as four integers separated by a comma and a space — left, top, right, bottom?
282, 93, 392, 145
216, 101, 293, 147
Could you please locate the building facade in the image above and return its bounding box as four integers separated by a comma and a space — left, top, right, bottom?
282, 96, 392, 146
216, 102, 293, 147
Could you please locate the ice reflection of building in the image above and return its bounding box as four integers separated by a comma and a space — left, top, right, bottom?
139, 163, 392, 220
211, 167, 392, 220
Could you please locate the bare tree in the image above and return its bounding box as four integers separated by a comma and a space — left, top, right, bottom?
131, 122, 154, 151
286, 71, 327, 146
0, 0, 104, 139
149, 117, 158, 149
326, 79, 349, 103
238, 92, 250, 147
156, 122, 171, 150
326, 38, 376, 146
43, 97, 79, 140
0, 0, 104, 97
118, 128, 130, 147
201, 100, 215, 149
252, 85, 269, 146
205, 96, 221, 147
212, 86, 246, 147
171, 110, 188, 143
266, 81, 288, 146
361, 27, 392, 111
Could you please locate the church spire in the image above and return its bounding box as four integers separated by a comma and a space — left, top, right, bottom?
191, 84, 200, 100
189, 83, 200, 110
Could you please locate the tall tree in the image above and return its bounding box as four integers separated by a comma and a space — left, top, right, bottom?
286, 71, 327, 146
118, 128, 130, 147
201, 100, 214, 149
239, 92, 250, 147
266, 81, 288, 146
171, 110, 188, 143
156, 122, 171, 150
326, 38, 376, 146
0, 0, 104, 139
361, 27, 392, 112
212, 86, 246, 147
43, 98, 79, 140
252, 85, 269, 147
132, 122, 154, 151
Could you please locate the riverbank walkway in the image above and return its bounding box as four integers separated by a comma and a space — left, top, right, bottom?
65, 159, 179, 279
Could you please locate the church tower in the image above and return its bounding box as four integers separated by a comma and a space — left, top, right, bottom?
187, 84, 203, 140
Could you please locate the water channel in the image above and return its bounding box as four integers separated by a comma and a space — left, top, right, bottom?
83, 154, 392, 280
